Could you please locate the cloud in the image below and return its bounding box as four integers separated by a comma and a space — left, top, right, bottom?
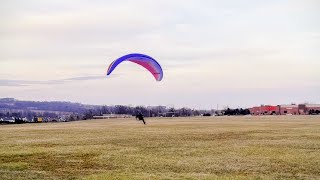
0, 79, 32, 87
0, 75, 107, 87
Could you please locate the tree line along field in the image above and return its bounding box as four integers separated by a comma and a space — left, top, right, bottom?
0, 116, 320, 179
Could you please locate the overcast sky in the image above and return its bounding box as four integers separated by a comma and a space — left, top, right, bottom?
0, 0, 319, 109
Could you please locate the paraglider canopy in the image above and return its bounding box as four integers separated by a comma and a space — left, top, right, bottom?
107, 53, 163, 81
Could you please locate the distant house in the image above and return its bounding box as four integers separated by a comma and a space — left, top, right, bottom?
33, 116, 43, 123
159, 112, 179, 117
2, 117, 15, 123
93, 114, 132, 119
22, 117, 30, 122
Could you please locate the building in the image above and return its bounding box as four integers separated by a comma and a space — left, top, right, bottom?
33, 116, 43, 123
306, 104, 320, 113
249, 105, 278, 115
279, 104, 299, 115
296, 104, 320, 115
250, 104, 320, 115
93, 114, 132, 119
1, 117, 15, 123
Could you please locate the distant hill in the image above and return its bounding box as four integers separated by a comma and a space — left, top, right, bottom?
0, 98, 96, 114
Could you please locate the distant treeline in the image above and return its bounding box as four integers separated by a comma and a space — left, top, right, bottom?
0, 98, 91, 113
0, 105, 210, 120
81, 106, 207, 119
0, 98, 253, 122
0, 98, 212, 120
308, 109, 320, 115
223, 108, 251, 116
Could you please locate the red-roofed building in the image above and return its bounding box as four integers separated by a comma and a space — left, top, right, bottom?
249, 105, 278, 115
250, 104, 320, 115
279, 104, 299, 115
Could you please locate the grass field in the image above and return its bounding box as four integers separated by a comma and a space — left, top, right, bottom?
1, 116, 320, 179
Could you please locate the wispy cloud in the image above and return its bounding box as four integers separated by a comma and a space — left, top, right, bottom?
0, 79, 33, 87
0, 75, 106, 87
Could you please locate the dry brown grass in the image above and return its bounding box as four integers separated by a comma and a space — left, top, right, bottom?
1, 116, 320, 179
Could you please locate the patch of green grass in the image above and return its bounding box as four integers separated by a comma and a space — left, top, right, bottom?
0, 162, 28, 171
0, 116, 320, 179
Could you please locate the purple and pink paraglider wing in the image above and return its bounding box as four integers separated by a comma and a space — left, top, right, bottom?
107, 53, 163, 81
